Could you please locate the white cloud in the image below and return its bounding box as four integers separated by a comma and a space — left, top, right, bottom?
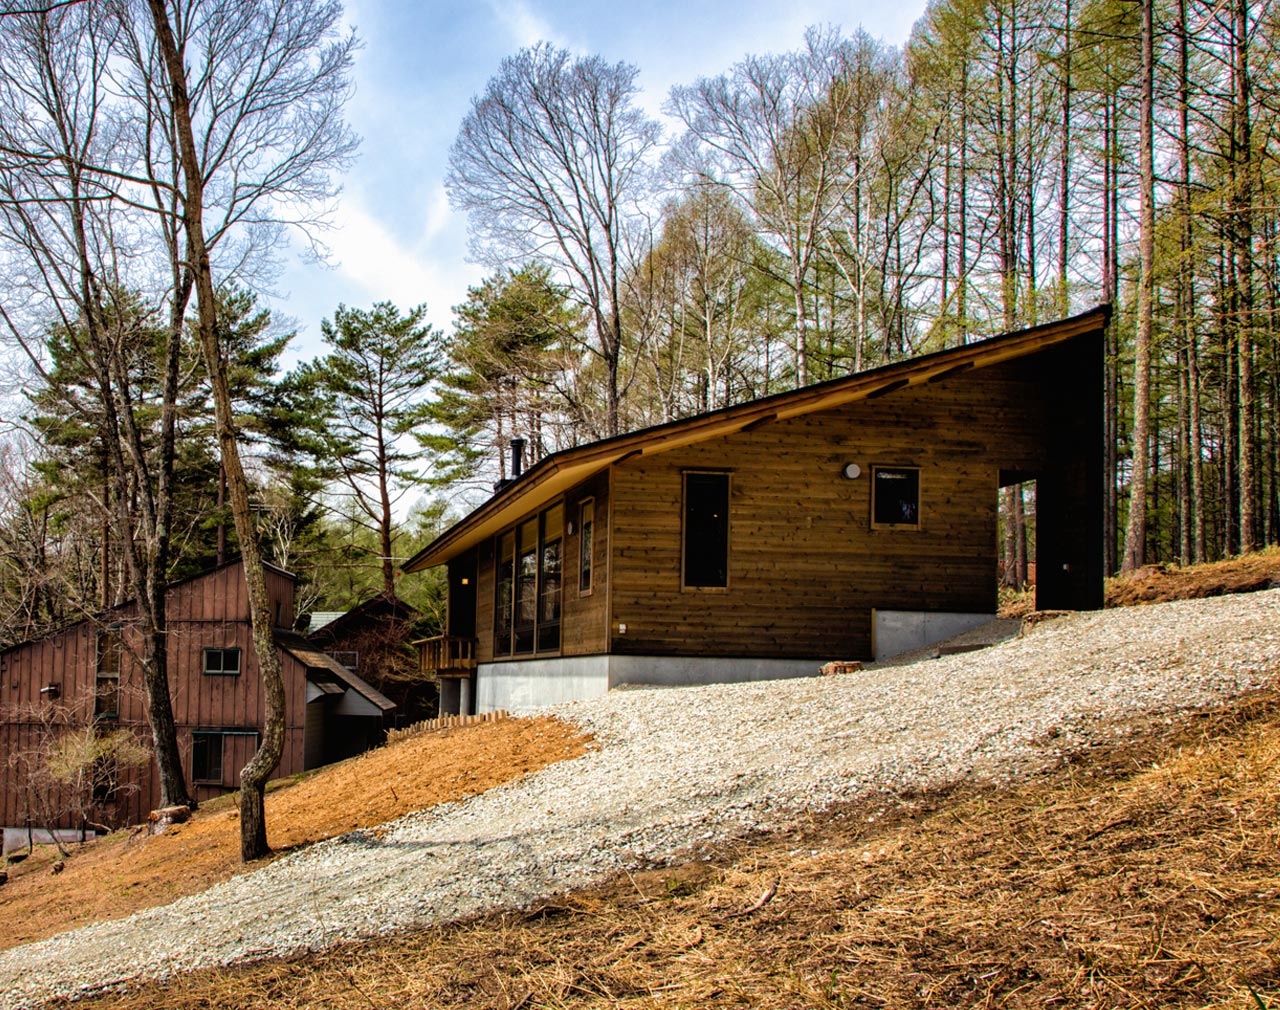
485, 0, 565, 49
330, 199, 480, 324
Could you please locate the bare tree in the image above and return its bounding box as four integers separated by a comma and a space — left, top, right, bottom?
0, 5, 195, 810
668, 26, 864, 386
447, 44, 660, 438
140, 0, 356, 860
1122, 0, 1156, 573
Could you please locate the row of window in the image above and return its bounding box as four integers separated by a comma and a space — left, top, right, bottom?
93, 640, 243, 720
492, 498, 597, 658
489, 466, 921, 655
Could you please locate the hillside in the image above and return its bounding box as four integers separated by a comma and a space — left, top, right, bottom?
0, 563, 1277, 1008
0, 716, 588, 951
50, 692, 1280, 1010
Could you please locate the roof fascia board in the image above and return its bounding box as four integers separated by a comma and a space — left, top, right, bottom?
403, 306, 1109, 572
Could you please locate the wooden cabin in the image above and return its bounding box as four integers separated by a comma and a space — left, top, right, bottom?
0, 560, 394, 832
304, 592, 438, 726
403, 308, 1108, 714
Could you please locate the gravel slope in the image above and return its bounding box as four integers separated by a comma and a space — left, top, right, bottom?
2, 590, 1277, 1008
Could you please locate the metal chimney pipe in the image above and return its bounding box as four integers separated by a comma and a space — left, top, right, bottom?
510, 437, 526, 478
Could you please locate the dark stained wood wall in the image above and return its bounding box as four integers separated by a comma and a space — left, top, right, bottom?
1, 561, 307, 829
606, 352, 1072, 660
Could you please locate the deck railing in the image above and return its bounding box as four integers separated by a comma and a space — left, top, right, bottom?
418, 635, 477, 677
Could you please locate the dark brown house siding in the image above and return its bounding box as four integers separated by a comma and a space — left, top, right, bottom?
0, 561, 306, 829
606, 354, 1061, 660
447, 327, 1101, 668
470, 471, 612, 665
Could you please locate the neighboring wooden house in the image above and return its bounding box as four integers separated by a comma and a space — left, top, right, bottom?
304, 592, 438, 726
0, 559, 394, 832
404, 308, 1108, 714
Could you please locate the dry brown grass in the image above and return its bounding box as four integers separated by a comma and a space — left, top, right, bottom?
50, 692, 1280, 1010
0, 716, 588, 952
996, 547, 1280, 619
1107, 546, 1280, 608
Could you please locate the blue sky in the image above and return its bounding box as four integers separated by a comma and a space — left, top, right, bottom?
273, 0, 929, 365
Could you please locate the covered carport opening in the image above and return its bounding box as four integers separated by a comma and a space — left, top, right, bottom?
999, 328, 1105, 612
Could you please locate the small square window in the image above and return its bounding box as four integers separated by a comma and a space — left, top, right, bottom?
872, 466, 921, 528
191, 732, 224, 783
327, 651, 358, 673
203, 648, 241, 676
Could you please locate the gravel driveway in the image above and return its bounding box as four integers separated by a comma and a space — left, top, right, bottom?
2, 590, 1277, 1009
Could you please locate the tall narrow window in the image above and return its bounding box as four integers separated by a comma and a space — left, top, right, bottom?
871, 466, 921, 528
494, 532, 515, 656
538, 505, 563, 652
513, 518, 539, 653
191, 732, 224, 783
95, 629, 121, 719
578, 498, 594, 595
683, 472, 729, 589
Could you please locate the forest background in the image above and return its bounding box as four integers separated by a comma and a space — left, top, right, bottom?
1, 0, 1277, 653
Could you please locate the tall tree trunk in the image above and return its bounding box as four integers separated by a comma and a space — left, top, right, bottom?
958, 60, 969, 344
1122, 0, 1155, 573
1177, 0, 1207, 562
1057, 0, 1071, 317
1234, 0, 1258, 552
147, 0, 285, 861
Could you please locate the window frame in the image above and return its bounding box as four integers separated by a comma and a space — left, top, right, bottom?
191, 732, 224, 784
578, 497, 595, 597
94, 628, 122, 720
202, 647, 242, 676
681, 470, 731, 591
494, 531, 516, 657
493, 502, 568, 658
870, 464, 923, 530
326, 650, 358, 673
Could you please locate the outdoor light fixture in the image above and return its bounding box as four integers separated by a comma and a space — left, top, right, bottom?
842, 463, 862, 480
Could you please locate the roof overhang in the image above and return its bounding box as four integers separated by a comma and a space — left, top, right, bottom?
402, 306, 1110, 573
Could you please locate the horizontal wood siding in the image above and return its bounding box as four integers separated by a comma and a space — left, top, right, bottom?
474, 539, 496, 664
608, 357, 1054, 660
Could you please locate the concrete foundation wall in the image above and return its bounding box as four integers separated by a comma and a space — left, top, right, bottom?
475, 654, 828, 712
476, 655, 611, 712
4, 825, 100, 854
873, 610, 994, 662
606, 655, 824, 689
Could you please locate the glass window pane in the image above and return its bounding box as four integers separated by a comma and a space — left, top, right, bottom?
683, 473, 729, 588
494, 533, 514, 656
873, 467, 920, 526
579, 500, 594, 593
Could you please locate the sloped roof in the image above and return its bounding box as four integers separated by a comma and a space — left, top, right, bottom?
402, 306, 1111, 573
306, 612, 345, 634
1, 557, 296, 657
305, 592, 423, 643
274, 630, 396, 712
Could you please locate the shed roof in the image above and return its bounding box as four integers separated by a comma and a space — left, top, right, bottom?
274, 630, 396, 712
402, 306, 1110, 574
305, 592, 423, 644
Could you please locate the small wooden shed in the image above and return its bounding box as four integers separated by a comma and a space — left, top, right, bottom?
403, 308, 1108, 714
